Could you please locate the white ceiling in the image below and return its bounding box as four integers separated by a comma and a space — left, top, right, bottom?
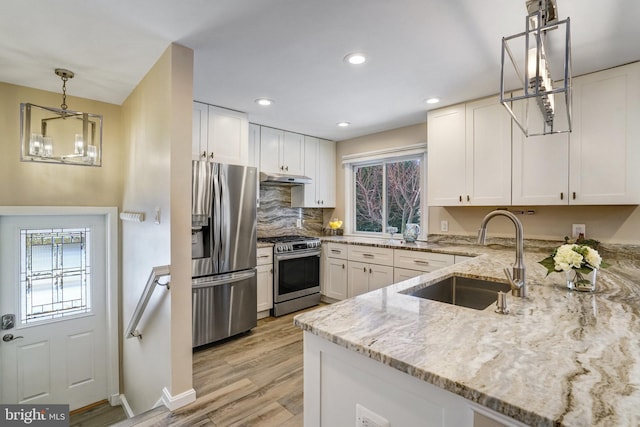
1, 0, 639, 141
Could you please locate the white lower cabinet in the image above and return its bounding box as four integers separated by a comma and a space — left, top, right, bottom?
393, 267, 424, 282
256, 247, 273, 318
347, 261, 394, 297
322, 243, 348, 301
303, 332, 528, 427
322, 244, 467, 300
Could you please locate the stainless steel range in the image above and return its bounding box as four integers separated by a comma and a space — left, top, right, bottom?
258, 235, 321, 316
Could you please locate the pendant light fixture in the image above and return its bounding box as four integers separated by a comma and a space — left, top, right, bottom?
500, 0, 572, 137
21, 68, 103, 166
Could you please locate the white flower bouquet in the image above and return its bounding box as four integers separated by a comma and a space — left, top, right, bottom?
539, 240, 609, 290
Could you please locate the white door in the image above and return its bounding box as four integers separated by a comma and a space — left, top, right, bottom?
0, 215, 107, 411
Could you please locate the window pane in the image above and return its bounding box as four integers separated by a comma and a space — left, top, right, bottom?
386, 159, 421, 233
20, 228, 92, 324
355, 164, 383, 232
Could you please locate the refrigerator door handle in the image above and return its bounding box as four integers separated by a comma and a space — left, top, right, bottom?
220, 165, 229, 272
192, 269, 257, 289
212, 163, 221, 272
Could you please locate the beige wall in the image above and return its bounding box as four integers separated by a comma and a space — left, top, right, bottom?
0, 82, 123, 206
429, 205, 640, 244
121, 43, 194, 415
335, 122, 640, 245
332, 123, 427, 224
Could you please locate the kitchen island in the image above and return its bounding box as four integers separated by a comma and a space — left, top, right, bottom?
294, 238, 640, 426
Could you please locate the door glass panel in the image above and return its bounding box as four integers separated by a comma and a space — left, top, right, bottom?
20, 227, 92, 324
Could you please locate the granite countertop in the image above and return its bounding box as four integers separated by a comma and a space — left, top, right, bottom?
257, 241, 274, 249
295, 238, 640, 426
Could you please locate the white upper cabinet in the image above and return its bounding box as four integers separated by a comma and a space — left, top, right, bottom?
427, 96, 511, 206
513, 62, 640, 205
427, 104, 466, 206
248, 123, 260, 169
512, 97, 570, 205
192, 102, 208, 161
570, 62, 640, 204
192, 102, 249, 166
291, 137, 336, 208
259, 127, 305, 175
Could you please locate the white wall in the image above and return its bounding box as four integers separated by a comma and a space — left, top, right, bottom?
121, 43, 194, 415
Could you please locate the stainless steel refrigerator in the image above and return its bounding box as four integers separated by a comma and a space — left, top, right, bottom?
191, 161, 257, 347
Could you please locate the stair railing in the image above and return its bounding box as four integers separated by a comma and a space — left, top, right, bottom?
125, 265, 171, 340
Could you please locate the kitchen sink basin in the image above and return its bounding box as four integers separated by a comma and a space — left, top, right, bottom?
403, 275, 511, 310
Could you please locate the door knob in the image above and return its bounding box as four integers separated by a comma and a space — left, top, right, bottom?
2, 333, 24, 342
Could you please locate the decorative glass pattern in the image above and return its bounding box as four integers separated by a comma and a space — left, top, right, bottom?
20, 228, 92, 324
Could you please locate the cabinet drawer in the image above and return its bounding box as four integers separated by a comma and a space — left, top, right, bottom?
257, 247, 273, 265
393, 250, 454, 273
348, 245, 394, 266
325, 243, 348, 260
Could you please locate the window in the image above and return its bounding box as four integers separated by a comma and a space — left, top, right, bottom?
353, 156, 423, 235
20, 227, 92, 324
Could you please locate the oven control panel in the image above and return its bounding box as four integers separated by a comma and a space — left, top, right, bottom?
274, 239, 321, 253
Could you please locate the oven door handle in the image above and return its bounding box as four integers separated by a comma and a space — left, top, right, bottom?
274, 250, 321, 261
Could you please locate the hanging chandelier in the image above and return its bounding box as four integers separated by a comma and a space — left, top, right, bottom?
500, 0, 572, 136
21, 68, 103, 166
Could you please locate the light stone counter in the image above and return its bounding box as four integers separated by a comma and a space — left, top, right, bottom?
295, 239, 640, 426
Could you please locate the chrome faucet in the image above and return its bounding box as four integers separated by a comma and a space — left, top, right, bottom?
477, 210, 527, 298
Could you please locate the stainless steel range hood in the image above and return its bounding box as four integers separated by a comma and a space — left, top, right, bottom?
259, 171, 312, 185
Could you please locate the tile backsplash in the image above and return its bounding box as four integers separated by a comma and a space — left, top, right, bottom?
257, 185, 324, 237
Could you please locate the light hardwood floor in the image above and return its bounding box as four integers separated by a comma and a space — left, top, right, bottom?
73, 305, 318, 426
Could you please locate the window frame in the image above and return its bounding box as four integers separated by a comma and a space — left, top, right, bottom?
343, 144, 427, 239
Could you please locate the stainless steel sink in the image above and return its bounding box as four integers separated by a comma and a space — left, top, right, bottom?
403, 275, 511, 310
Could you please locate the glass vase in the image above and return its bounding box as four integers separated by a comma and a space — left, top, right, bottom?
566, 269, 597, 292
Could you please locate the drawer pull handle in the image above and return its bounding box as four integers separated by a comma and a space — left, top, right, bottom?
369, 268, 372, 274
342, 264, 345, 269
362, 253, 374, 258
413, 260, 430, 265
330, 249, 342, 254
258, 255, 270, 258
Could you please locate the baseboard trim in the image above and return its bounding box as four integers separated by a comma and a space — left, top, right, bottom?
119, 394, 135, 419
161, 387, 196, 411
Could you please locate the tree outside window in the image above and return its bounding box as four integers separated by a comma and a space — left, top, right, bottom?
354, 157, 421, 235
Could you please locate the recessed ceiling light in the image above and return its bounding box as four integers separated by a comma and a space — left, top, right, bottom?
337, 122, 351, 127
255, 98, 273, 106
425, 97, 440, 105
344, 53, 367, 65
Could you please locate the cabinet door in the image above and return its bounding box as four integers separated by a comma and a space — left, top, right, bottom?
368, 264, 394, 291
192, 102, 208, 161
570, 62, 640, 204
394, 268, 423, 283
427, 104, 466, 206
325, 258, 348, 300
256, 263, 273, 312
512, 126, 569, 205
347, 261, 370, 298
465, 97, 512, 205
282, 131, 305, 175
260, 127, 284, 174
292, 136, 319, 207
207, 106, 249, 166
248, 123, 260, 169
317, 139, 336, 207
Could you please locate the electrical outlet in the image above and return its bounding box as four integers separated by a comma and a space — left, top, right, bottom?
154, 207, 161, 225
440, 220, 449, 232
572, 223, 586, 238
296, 218, 302, 228
355, 404, 389, 427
